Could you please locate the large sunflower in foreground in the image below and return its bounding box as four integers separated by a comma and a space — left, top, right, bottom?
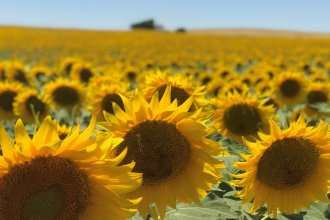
143, 70, 207, 110
13, 89, 49, 122
0, 82, 23, 120
98, 86, 223, 219
214, 90, 275, 143
0, 116, 142, 219
44, 78, 85, 109
272, 71, 309, 107
232, 116, 330, 217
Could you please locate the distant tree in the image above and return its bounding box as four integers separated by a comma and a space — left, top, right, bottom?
131, 19, 155, 30
176, 28, 186, 33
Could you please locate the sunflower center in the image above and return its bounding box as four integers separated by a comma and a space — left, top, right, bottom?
229, 87, 242, 94
0, 156, 89, 219
101, 93, 125, 115
280, 79, 300, 97
214, 87, 221, 96
156, 84, 194, 109
21, 186, 65, 219
255, 78, 263, 85
307, 91, 328, 104
0, 69, 5, 80
257, 137, 319, 190
127, 71, 137, 81
117, 120, 191, 185
35, 71, 45, 79
64, 63, 73, 74
14, 70, 29, 84
268, 71, 274, 79
79, 68, 93, 83
261, 86, 270, 93
242, 79, 251, 86
202, 76, 211, 85
0, 91, 17, 111
221, 71, 229, 78
224, 104, 261, 136
25, 96, 46, 115
52, 86, 79, 106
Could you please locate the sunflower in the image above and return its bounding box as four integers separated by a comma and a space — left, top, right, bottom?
272, 71, 309, 107
123, 65, 139, 82
0, 82, 23, 120
70, 62, 96, 84
143, 70, 207, 110
0, 116, 142, 219
299, 61, 312, 74
257, 85, 280, 110
248, 63, 277, 80
214, 65, 235, 80
304, 82, 330, 118
5, 61, 30, 85
88, 75, 116, 90
309, 71, 328, 83
0, 61, 8, 80
13, 89, 49, 122
207, 78, 225, 97
30, 65, 51, 80
260, 64, 277, 79
104, 63, 139, 83
252, 74, 271, 87
234, 58, 245, 72
261, 96, 280, 110
98, 86, 223, 219
219, 79, 248, 96
255, 81, 272, 95
87, 83, 129, 120
59, 57, 82, 75
214, 90, 275, 143
199, 72, 212, 86
207, 79, 226, 97
232, 116, 330, 217
44, 78, 85, 109
239, 74, 253, 87
314, 57, 325, 68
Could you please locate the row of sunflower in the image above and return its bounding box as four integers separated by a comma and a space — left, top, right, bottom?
0, 37, 330, 219
1, 58, 330, 124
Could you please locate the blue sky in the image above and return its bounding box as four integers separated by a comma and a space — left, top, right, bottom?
0, 0, 329, 32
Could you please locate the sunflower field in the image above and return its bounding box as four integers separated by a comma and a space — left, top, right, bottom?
1, 26, 330, 220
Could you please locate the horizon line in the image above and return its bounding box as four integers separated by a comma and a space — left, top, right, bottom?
0, 23, 330, 35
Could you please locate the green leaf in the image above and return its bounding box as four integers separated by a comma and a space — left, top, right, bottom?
165, 197, 240, 220
304, 205, 328, 220
165, 206, 239, 220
